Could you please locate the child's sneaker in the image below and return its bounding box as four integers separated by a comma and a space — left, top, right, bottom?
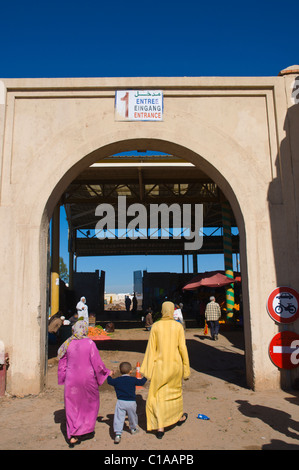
131, 428, 140, 435
114, 434, 121, 444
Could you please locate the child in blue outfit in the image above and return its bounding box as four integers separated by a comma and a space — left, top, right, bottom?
107, 361, 147, 444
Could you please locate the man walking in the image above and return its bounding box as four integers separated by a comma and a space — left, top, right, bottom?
205, 296, 221, 340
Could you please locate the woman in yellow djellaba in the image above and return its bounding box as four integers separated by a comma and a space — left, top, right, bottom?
140, 301, 190, 439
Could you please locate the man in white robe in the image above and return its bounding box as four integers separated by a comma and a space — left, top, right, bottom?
76, 297, 89, 326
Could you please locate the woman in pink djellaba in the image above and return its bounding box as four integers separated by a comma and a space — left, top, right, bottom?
57, 320, 112, 447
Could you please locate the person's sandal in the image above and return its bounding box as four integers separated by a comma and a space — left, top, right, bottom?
156, 431, 164, 439
176, 412, 188, 426
69, 437, 80, 448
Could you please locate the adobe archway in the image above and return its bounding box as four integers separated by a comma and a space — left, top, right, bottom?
0, 74, 298, 395
43, 133, 273, 395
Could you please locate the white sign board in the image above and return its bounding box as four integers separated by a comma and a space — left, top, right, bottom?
115, 90, 163, 121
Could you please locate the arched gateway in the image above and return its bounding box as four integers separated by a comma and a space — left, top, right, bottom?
1, 67, 299, 395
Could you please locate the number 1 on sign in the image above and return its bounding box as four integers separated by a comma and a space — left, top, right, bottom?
121, 92, 129, 118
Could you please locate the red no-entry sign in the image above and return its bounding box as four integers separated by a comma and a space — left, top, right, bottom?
267, 287, 299, 324
269, 331, 299, 369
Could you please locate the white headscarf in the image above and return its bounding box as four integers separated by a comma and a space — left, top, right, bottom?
76, 297, 87, 311
76, 297, 88, 324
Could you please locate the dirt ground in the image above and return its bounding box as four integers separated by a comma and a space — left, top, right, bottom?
1, 326, 299, 452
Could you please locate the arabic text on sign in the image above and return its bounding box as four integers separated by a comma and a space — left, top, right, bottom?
115, 90, 163, 122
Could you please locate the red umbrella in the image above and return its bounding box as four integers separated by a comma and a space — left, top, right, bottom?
182, 271, 236, 290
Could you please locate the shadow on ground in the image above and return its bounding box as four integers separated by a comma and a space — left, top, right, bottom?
49, 329, 246, 388
236, 399, 299, 448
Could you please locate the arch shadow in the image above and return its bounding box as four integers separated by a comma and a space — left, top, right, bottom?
49, 331, 248, 388
187, 337, 247, 388
97, 334, 246, 388
50, 333, 246, 388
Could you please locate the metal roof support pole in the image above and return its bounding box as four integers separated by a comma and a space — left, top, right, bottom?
193, 253, 198, 273
50, 204, 60, 316
222, 201, 235, 319
68, 227, 74, 289
69, 251, 74, 290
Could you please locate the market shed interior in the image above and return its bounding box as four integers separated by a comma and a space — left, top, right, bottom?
49, 151, 241, 330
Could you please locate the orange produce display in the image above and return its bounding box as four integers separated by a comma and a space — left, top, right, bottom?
87, 326, 112, 341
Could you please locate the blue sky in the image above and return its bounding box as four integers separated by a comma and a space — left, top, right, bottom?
0, 0, 296, 79
2, 0, 296, 292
